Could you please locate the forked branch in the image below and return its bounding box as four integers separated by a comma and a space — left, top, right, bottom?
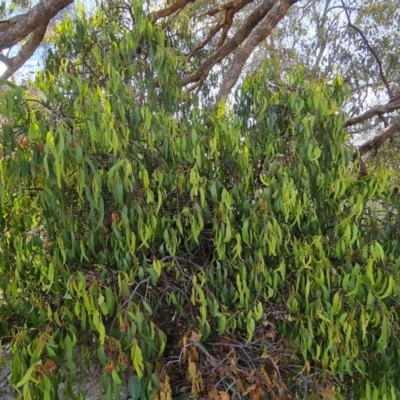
216, 0, 298, 103
340, 0, 393, 99
348, 97, 400, 176
0, 0, 73, 79
180, 0, 278, 89
344, 95, 400, 128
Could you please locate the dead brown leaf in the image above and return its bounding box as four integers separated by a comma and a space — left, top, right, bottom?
236, 377, 246, 393
260, 365, 273, 388
187, 360, 204, 395
218, 391, 230, 400
243, 383, 257, 396
155, 375, 173, 400
243, 379, 262, 400
245, 369, 256, 382
206, 386, 219, 400
319, 388, 335, 400
190, 331, 202, 343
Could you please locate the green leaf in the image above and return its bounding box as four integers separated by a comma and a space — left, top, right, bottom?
16, 365, 34, 388
97, 345, 107, 366
128, 375, 142, 400
131, 340, 144, 378
112, 369, 122, 385
218, 314, 227, 335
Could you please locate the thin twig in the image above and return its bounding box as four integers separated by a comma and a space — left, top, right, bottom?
340, 0, 392, 98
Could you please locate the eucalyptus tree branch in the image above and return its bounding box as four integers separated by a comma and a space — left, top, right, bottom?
0, 0, 73, 79
340, 0, 393, 99
215, 0, 298, 104
311, 0, 332, 71
0, 14, 27, 33
1, 24, 47, 80
199, 0, 252, 18
346, 94, 400, 175
358, 119, 400, 158
186, 19, 225, 62
344, 96, 400, 128
354, 118, 400, 177
180, 0, 279, 92
152, 0, 298, 98
150, 0, 196, 22
187, 0, 253, 61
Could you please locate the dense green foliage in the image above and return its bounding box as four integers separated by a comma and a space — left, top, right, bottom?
1, 3, 400, 400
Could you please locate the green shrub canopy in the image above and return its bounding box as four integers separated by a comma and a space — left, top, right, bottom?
0, 7, 400, 400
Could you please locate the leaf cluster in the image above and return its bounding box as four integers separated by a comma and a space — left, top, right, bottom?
0, 4, 400, 400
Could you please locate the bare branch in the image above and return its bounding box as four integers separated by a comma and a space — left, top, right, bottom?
187, 0, 253, 60
358, 119, 400, 157
354, 117, 400, 177
1, 24, 47, 80
0, 14, 27, 33
0, 0, 73, 50
216, 8, 234, 48
0, 53, 10, 65
216, 0, 298, 104
340, 0, 393, 99
181, 0, 277, 89
0, 0, 73, 79
344, 96, 400, 128
199, 0, 252, 18
187, 19, 225, 61
150, 0, 196, 23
